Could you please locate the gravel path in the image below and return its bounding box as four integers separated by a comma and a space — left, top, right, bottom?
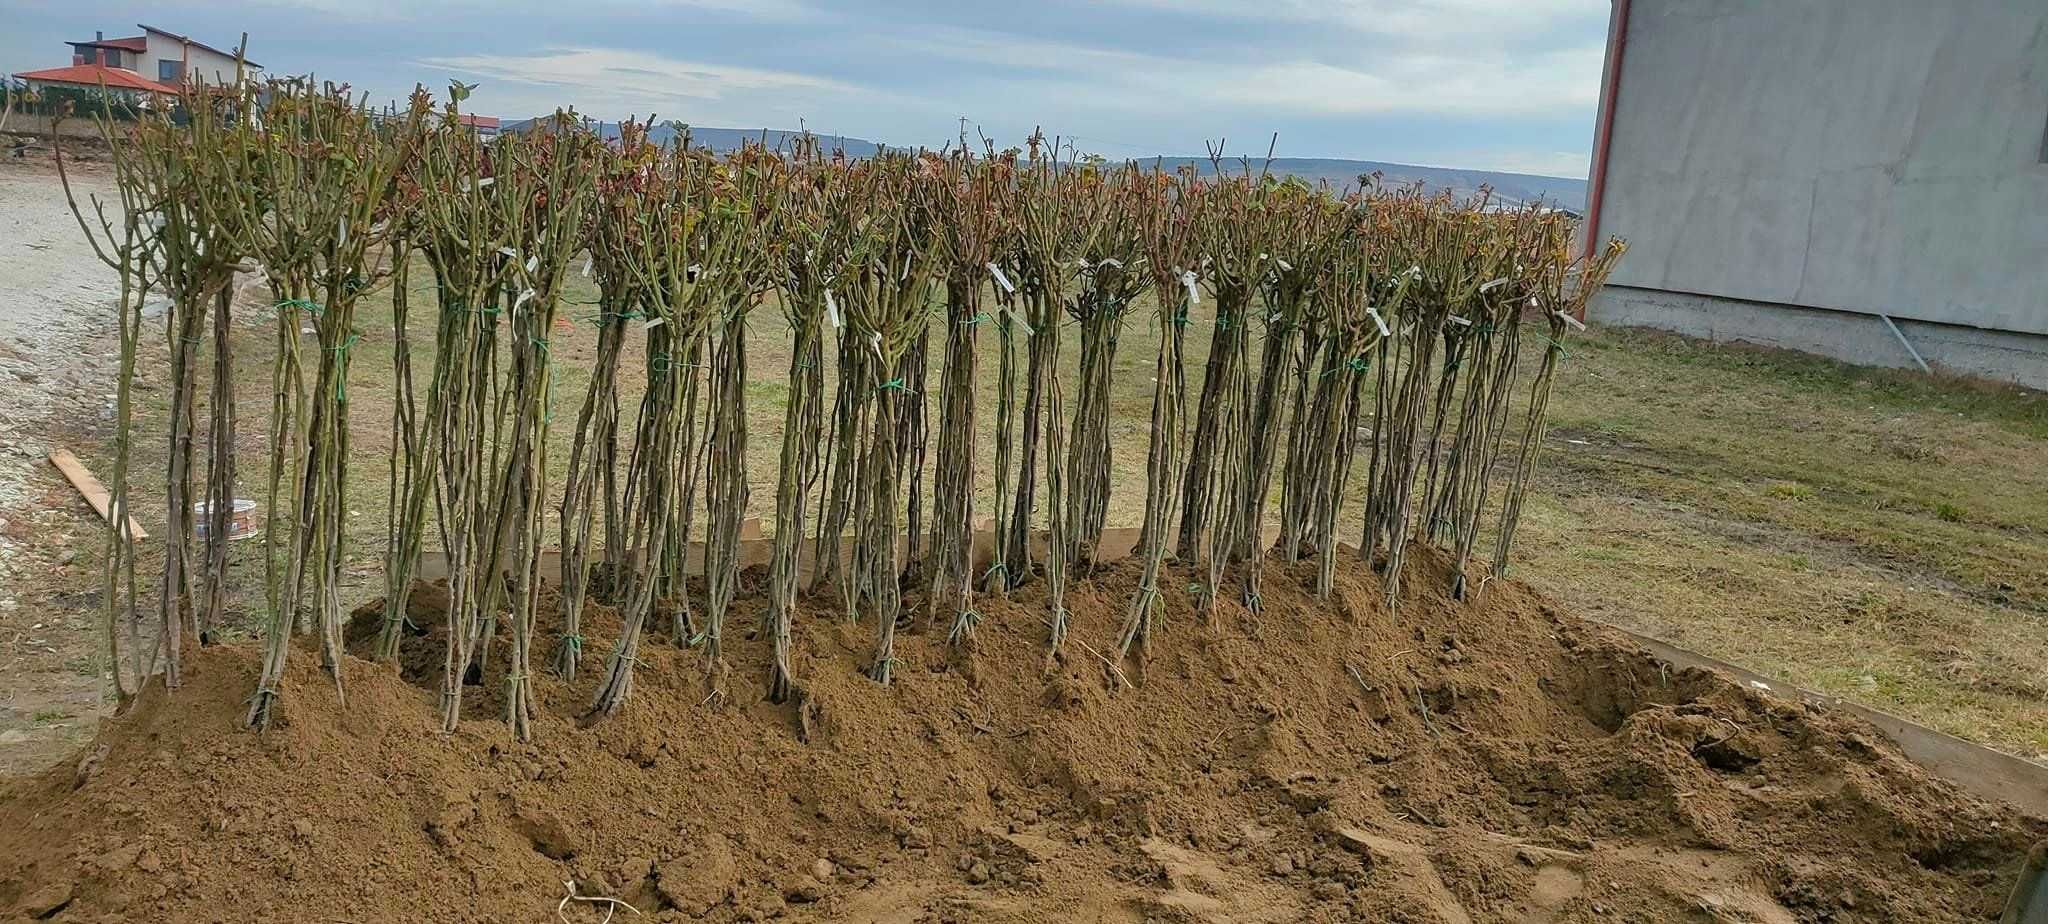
0, 161, 124, 773
0, 164, 120, 507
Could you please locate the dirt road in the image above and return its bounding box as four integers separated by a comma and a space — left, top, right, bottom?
0, 160, 124, 773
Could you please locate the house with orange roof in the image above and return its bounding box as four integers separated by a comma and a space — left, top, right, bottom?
15, 25, 261, 102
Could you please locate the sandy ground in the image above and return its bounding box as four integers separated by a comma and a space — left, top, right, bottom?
0, 150, 2041, 787
3, 554, 2039, 923
0, 160, 125, 772
0, 164, 119, 503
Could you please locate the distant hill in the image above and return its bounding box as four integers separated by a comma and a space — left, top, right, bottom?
1150, 157, 1586, 213
502, 119, 883, 158
500, 120, 1584, 212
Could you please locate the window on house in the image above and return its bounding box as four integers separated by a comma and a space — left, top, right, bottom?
159, 60, 184, 83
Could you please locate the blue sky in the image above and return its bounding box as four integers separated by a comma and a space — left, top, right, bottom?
2, 0, 1612, 178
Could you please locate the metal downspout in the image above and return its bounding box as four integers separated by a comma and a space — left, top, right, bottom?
1578, 0, 1632, 319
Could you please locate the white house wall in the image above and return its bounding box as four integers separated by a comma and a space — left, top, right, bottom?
1594, 0, 2048, 340
141, 32, 247, 86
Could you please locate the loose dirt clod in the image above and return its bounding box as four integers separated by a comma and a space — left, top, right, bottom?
1, 551, 2039, 922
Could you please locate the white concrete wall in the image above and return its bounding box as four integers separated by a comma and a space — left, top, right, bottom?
1592, 285, 2048, 390
1597, 0, 2048, 340
140, 32, 248, 86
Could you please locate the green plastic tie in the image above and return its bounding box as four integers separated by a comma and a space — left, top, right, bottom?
563, 634, 584, 656
1323, 356, 1371, 378
964, 312, 992, 326
274, 298, 323, 315
1537, 334, 1570, 358
879, 377, 909, 393
330, 332, 361, 403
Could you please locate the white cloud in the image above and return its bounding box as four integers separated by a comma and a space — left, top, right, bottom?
1204, 46, 1604, 117
1441, 149, 1591, 178
887, 29, 1603, 118
1105, 0, 1604, 41
880, 28, 1157, 75
256, 0, 819, 24
215, 0, 1603, 167
416, 47, 862, 121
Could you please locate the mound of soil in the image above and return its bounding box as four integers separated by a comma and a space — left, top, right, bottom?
1, 550, 2040, 923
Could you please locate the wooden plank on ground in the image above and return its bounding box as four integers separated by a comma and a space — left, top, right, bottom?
47, 448, 147, 540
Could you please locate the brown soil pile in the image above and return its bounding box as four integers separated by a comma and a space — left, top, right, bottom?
2, 550, 2040, 923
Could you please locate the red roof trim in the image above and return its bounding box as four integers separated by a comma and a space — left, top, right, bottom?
138, 24, 260, 69
70, 36, 149, 52
14, 64, 179, 94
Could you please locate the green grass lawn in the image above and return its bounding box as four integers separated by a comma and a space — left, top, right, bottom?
101, 263, 2048, 761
